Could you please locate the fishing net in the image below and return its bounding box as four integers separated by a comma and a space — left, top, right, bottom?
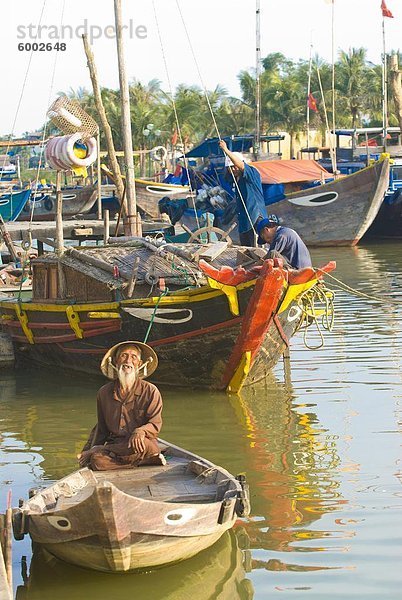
47, 96, 98, 140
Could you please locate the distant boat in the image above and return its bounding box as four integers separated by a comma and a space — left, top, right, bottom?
12, 439, 250, 573
180, 137, 390, 247
0, 188, 31, 221
18, 185, 98, 222
251, 157, 390, 246
101, 165, 191, 218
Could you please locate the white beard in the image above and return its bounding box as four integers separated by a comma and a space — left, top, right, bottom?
117, 364, 138, 390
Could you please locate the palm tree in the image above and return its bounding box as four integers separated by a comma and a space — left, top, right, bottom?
337, 48, 371, 128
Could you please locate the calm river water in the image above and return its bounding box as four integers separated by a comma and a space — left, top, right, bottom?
1, 241, 401, 599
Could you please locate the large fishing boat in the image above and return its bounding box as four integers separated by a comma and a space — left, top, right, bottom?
0, 239, 335, 391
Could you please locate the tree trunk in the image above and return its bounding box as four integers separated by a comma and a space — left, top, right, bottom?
389, 54, 402, 134
82, 35, 126, 210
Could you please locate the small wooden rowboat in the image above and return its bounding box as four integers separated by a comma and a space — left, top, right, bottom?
12, 439, 250, 573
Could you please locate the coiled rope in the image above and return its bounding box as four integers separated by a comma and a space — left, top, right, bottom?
296, 283, 335, 350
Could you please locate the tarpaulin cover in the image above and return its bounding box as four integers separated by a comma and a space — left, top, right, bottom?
185, 135, 284, 158
250, 159, 332, 184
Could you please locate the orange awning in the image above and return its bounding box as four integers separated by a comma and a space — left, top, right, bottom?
250, 159, 332, 184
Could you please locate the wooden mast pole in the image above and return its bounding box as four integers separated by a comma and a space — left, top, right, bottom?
382, 14, 388, 150
96, 131, 102, 220
114, 0, 141, 237
254, 0, 261, 160
331, 0, 337, 172
82, 34, 126, 217
306, 37, 313, 155
55, 171, 66, 297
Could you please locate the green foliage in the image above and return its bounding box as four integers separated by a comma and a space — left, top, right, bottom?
59, 49, 398, 150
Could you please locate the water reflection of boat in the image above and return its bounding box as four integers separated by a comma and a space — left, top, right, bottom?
228, 378, 344, 567
15, 529, 253, 600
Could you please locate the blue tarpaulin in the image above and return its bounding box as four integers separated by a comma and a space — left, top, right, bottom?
185, 135, 284, 158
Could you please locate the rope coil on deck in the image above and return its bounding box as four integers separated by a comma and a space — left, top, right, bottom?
296, 282, 335, 350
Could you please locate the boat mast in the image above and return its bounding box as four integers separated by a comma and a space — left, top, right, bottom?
331, 0, 337, 172
114, 0, 141, 236
306, 38, 313, 154
381, 15, 388, 150
254, 0, 261, 160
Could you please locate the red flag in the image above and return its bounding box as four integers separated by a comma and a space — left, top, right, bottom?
171, 130, 178, 145
381, 0, 394, 18
307, 93, 318, 112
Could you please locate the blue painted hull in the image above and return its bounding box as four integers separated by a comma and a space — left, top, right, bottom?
0, 189, 31, 221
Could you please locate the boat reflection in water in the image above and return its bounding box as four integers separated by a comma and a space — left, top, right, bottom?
229, 375, 348, 575
15, 528, 254, 600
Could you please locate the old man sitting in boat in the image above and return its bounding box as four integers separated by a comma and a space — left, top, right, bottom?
77, 341, 165, 471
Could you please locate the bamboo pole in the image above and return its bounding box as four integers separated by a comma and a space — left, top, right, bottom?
103, 209, 110, 245
55, 172, 64, 256
4, 491, 12, 594
0, 514, 12, 600
0, 215, 19, 263
127, 255, 140, 298
96, 132, 102, 220
254, 0, 261, 160
82, 35, 126, 211
56, 171, 66, 298
114, 0, 141, 237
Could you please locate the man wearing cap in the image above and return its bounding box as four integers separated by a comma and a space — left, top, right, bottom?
77, 341, 164, 471
256, 216, 312, 270
219, 139, 266, 246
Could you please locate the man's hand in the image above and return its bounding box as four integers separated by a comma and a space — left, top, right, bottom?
77, 450, 92, 467
77, 445, 105, 467
128, 430, 146, 454
219, 139, 228, 153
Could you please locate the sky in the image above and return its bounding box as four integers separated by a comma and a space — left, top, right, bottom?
1, 0, 401, 136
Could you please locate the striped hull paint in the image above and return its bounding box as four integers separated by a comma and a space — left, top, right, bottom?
0, 262, 324, 389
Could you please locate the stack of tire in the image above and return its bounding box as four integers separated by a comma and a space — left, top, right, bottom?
45, 132, 97, 171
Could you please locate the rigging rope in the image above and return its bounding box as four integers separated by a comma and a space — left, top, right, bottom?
0, 0, 48, 182
17, 0, 67, 302
315, 268, 401, 305
151, 0, 200, 230
174, 0, 257, 236
28, 0, 67, 232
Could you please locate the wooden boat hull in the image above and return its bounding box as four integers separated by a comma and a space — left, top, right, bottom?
364, 191, 402, 238
13, 441, 247, 573
18, 185, 98, 221
19, 528, 251, 600
0, 259, 328, 389
134, 179, 190, 218
43, 529, 225, 572
269, 159, 390, 246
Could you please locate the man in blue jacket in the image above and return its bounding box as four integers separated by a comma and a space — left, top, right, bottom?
256, 215, 312, 270
219, 139, 266, 246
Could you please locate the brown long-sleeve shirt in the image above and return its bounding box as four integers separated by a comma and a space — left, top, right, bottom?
83, 379, 163, 451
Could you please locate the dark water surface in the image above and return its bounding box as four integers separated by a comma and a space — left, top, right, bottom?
1, 242, 401, 599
